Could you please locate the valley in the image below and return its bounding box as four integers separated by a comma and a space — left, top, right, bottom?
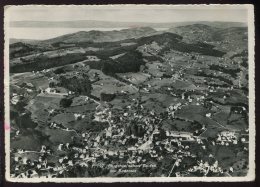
9, 24, 249, 178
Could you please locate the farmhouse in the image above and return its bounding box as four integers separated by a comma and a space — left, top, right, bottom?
166, 131, 195, 141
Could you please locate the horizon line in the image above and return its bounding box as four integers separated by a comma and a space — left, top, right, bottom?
10, 20, 248, 24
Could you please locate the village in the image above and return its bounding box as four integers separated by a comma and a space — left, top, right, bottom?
9, 23, 249, 178
10, 57, 248, 177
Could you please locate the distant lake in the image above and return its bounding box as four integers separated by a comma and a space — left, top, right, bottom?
9, 27, 169, 40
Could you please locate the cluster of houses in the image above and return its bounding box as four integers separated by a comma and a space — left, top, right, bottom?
76, 101, 204, 171
216, 131, 238, 146
42, 87, 70, 97
11, 82, 37, 105
11, 93, 20, 105
188, 160, 223, 176
11, 146, 54, 178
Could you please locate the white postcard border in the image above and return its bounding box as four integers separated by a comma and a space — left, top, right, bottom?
4, 4, 255, 183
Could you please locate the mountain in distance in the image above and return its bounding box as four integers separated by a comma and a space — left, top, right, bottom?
10, 23, 248, 73
10, 27, 158, 45
192, 21, 247, 28
10, 29, 227, 73
42, 24, 245, 50
9, 38, 42, 45
168, 24, 248, 48
10, 20, 247, 29
10, 21, 248, 45
168, 24, 217, 43
11, 23, 247, 66
42, 27, 157, 44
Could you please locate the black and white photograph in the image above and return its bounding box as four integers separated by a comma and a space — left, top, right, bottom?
4, 4, 255, 182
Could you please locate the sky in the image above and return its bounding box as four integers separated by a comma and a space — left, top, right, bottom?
6, 5, 249, 23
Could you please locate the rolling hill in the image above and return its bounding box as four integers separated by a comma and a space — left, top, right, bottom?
31, 27, 157, 44
9, 29, 226, 73
168, 24, 247, 44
